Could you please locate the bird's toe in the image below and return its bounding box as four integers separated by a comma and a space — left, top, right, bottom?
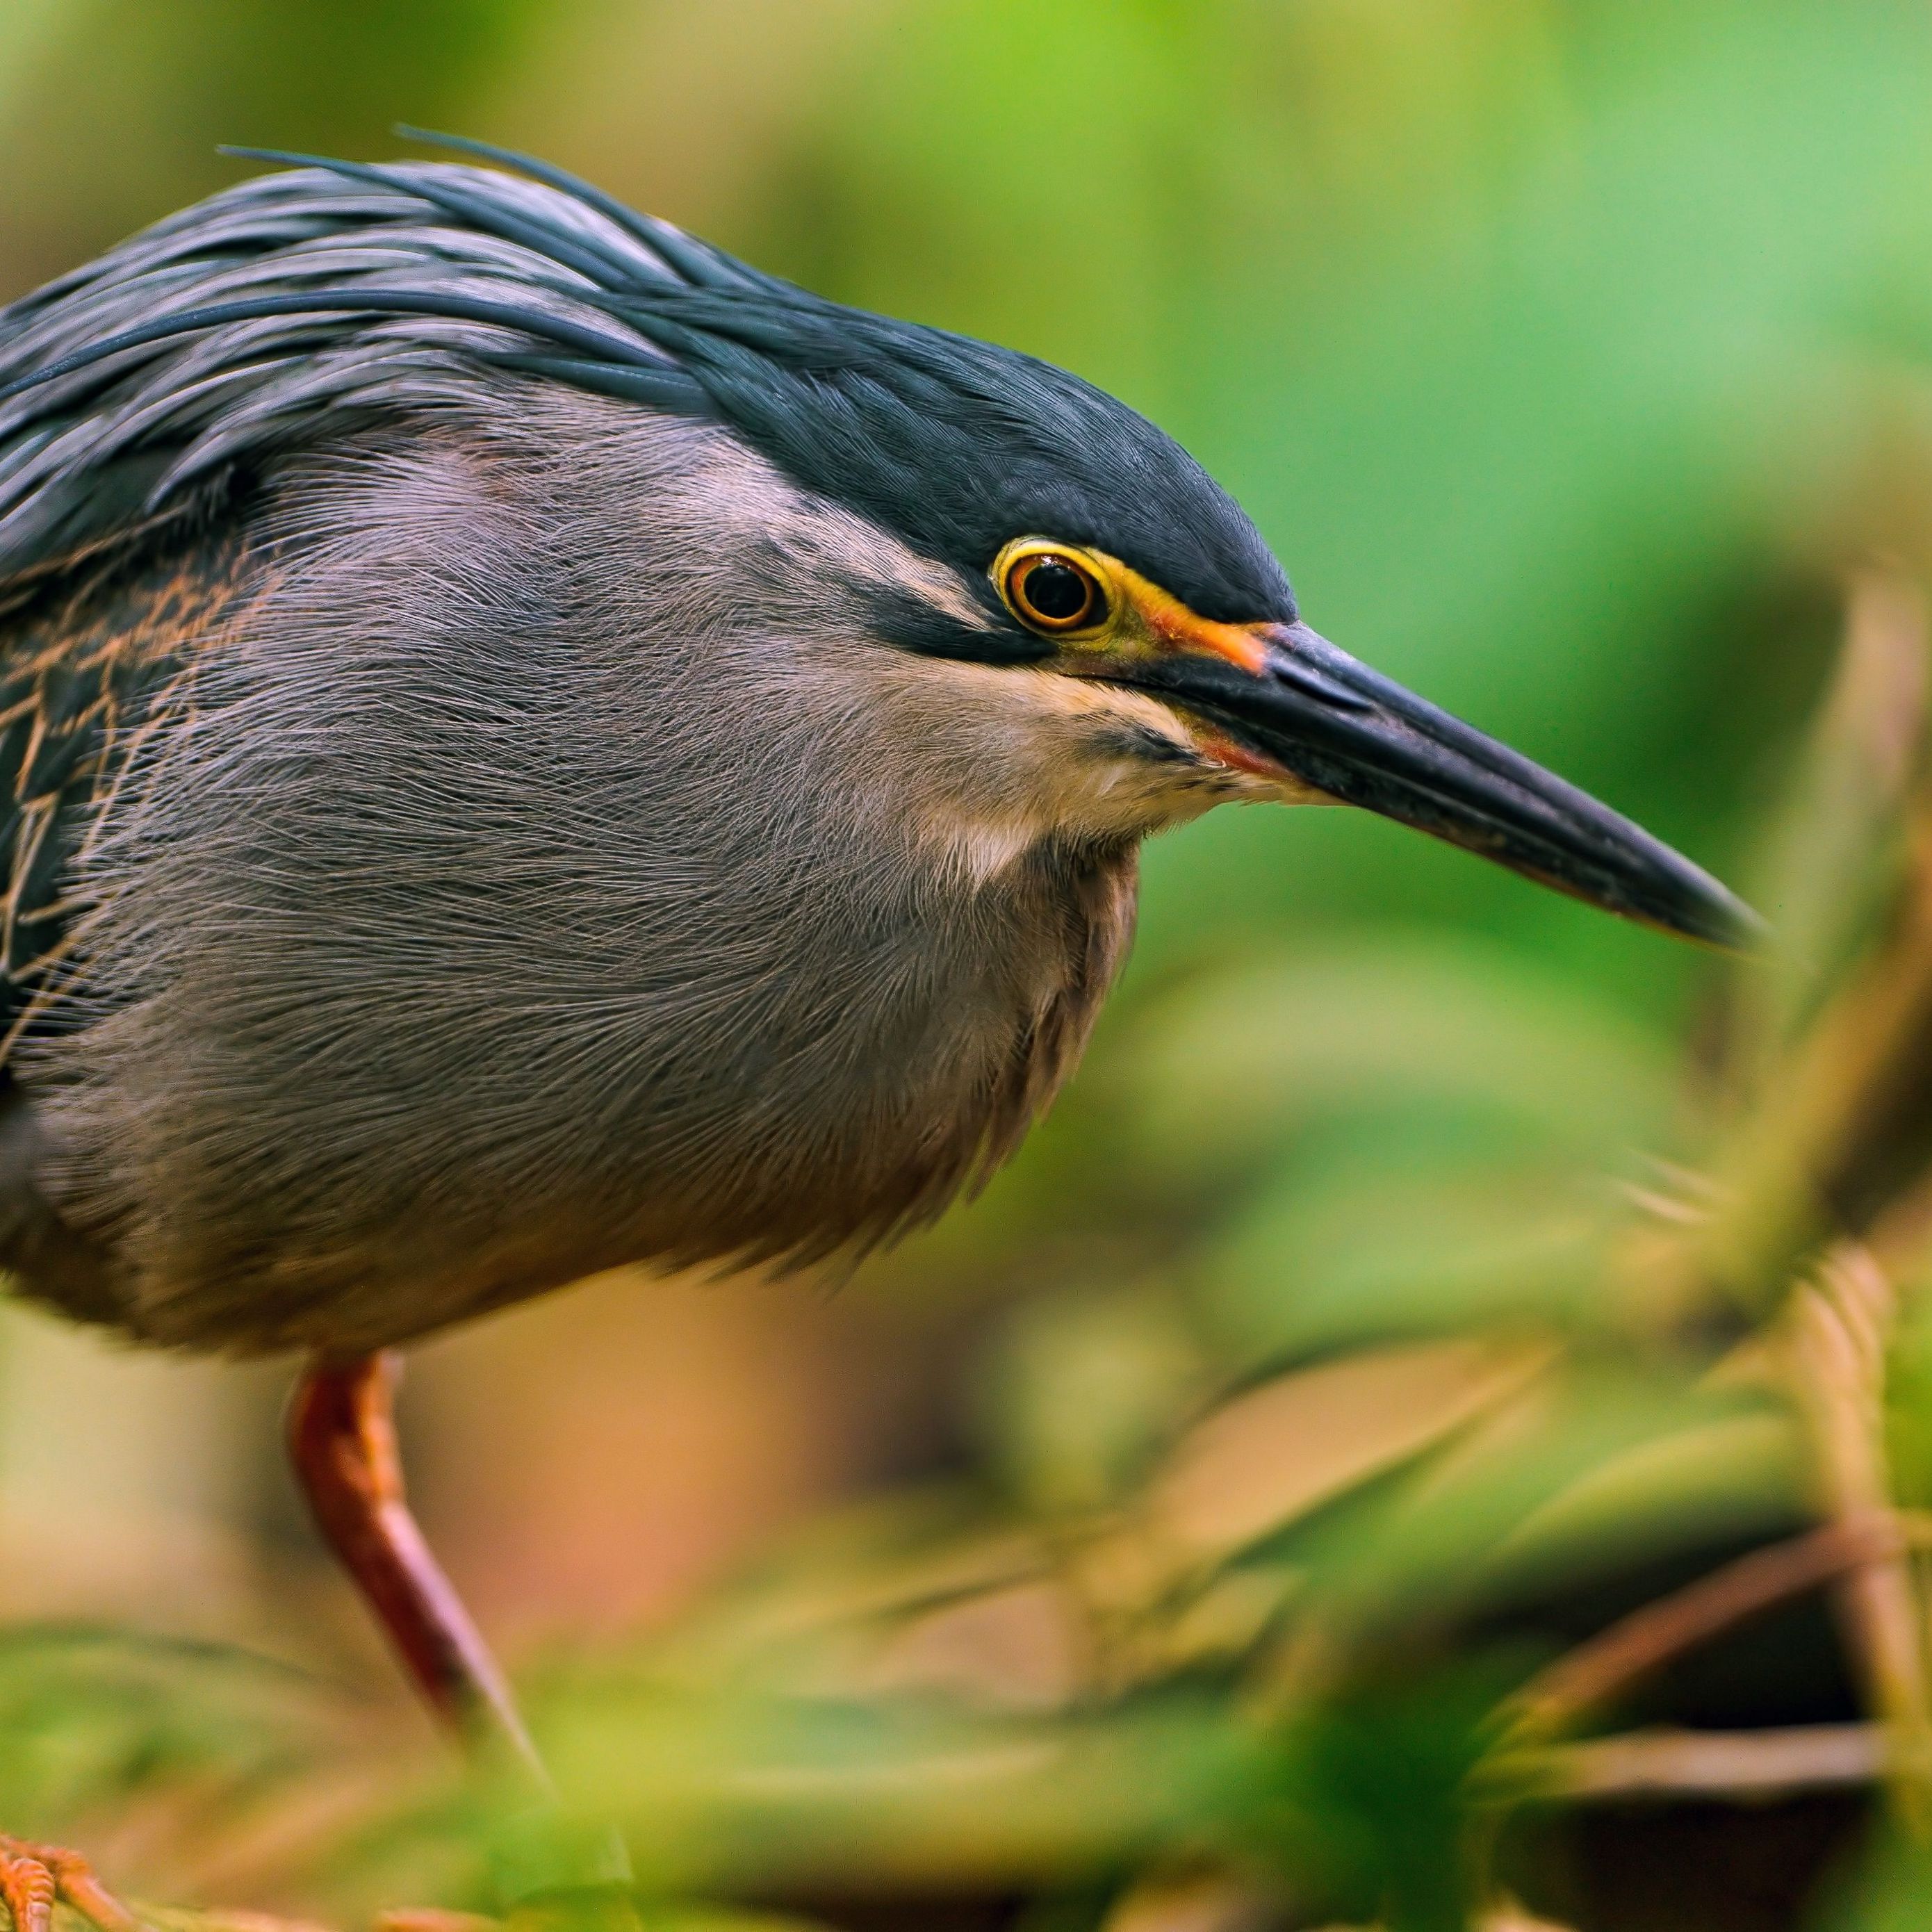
0, 1837, 137, 1932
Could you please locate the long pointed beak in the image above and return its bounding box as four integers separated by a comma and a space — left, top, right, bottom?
1120, 621, 1761, 949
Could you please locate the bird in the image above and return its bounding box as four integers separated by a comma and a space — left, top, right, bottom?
0, 130, 1754, 1924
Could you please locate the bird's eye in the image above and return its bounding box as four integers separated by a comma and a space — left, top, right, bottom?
1002, 546, 1108, 635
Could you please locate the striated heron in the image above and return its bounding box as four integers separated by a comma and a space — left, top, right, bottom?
0, 132, 1753, 1922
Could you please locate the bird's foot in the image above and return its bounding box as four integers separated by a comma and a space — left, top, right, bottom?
0, 1837, 137, 1932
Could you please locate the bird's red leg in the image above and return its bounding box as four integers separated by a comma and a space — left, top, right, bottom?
288, 1351, 545, 1780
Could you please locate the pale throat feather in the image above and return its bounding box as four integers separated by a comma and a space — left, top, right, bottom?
872, 655, 1291, 892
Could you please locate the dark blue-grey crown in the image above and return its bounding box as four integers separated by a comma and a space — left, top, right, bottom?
0, 133, 1293, 633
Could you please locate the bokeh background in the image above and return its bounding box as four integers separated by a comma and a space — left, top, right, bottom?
8, 6, 1932, 1931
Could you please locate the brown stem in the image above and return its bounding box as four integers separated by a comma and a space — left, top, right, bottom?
1489, 1723, 1894, 1804
1507, 1512, 1906, 1742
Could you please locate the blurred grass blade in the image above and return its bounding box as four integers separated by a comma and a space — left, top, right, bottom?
1740, 568, 1929, 1067
1144, 1339, 1550, 1573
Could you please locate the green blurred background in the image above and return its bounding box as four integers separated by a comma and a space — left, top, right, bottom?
8, 6, 1932, 1931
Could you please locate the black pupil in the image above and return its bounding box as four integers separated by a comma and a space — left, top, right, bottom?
1024, 557, 1092, 623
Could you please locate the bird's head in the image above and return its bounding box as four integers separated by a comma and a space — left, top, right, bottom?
0, 131, 1754, 947
603, 195, 1753, 947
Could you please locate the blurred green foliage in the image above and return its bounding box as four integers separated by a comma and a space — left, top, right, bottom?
13, 4, 1932, 1930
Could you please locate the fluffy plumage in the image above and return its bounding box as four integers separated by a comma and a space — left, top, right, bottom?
0, 143, 1275, 1352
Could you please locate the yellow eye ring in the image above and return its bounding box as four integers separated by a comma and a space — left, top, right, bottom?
995, 541, 1111, 637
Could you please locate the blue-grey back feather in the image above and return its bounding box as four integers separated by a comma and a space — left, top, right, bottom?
0, 162, 696, 584
0, 142, 1293, 630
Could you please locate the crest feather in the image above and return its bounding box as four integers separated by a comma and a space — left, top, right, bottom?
0, 135, 1293, 628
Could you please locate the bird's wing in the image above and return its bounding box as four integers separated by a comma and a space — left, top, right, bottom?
0, 154, 709, 1048
0, 529, 263, 1044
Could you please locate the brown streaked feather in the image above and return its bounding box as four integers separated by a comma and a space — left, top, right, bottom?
0, 526, 263, 1047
